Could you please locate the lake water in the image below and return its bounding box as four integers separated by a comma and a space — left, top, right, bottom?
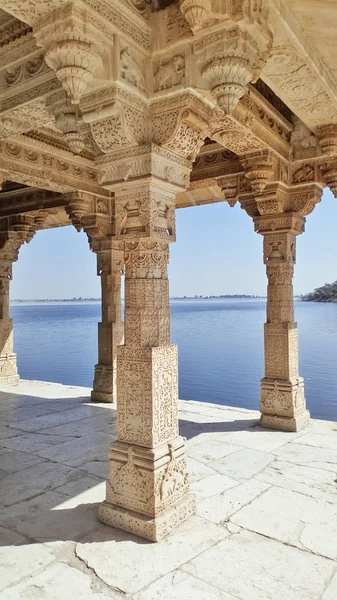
10, 299, 337, 421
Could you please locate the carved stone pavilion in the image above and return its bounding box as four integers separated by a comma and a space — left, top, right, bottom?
0, 0, 336, 542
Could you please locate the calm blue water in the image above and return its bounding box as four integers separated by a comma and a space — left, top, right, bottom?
10, 299, 337, 421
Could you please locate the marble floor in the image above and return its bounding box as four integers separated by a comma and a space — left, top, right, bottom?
0, 380, 336, 599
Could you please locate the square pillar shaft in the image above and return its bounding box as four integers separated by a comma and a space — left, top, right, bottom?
0, 276, 18, 384
91, 243, 124, 403
259, 228, 309, 432
98, 184, 195, 541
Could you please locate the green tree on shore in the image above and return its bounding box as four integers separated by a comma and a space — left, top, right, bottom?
302, 281, 337, 302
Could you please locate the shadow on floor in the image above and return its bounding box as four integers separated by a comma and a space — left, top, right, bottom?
0, 386, 258, 547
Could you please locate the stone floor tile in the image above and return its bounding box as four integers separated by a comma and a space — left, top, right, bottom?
54, 475, 104, 497
309, 419, 337, 435
0, 525, 28, 546
16, 380, 92, 399
182, 529, 335, 600
191, 473, 238, 501
186, 457, 217, 482
0, 462, 83, 506
0, 491, 69, 531
0, 432, 76, 453
231, 486, 337, 560
0, 394, 48, 412
80, 458, 109, 479
256, 460, 337, 503
42, 414, 116, 437
0, 381, 336, 598
0, 563, 117, 600
11, 499, 102, 542
181, 419, 258, 445
0, 542, 55, 592
189, 440, 241, 463
272, 442, 337, 472
211, 448, 274, 480
219, 427, 291, 452
197, 479, 270, 525
1, 404, 64, 424
134, 570, 238, 600
291, 432, 337, 450
0, 427, 20, 440
0, 448, 46, 473
33, 432, 112, 467
8, 405, 102, 433
76, 516, 229, 594
322, 571, 337, 600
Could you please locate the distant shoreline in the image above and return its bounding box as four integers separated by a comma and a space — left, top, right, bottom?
11, 295, 269, 303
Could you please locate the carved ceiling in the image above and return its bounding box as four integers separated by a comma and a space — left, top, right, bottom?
0, 1, 336, 223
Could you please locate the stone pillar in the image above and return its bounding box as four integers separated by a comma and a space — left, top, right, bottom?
90, 239, 124, 403
98, 183, 195, 541
64, 190, 121, 404
255, 214, 309, 432
0, 218, 35, 384
0, 251, 18, 384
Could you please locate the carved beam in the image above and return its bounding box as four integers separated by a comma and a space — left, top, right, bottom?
261, 2, 337, 133
0, 134, 104, 194
0, 187, 64, 218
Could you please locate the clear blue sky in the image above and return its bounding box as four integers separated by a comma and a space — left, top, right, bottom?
11, 188, 337, 299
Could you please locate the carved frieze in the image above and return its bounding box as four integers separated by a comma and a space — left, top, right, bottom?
0, 99, 52, 139
0, 136, 102, 194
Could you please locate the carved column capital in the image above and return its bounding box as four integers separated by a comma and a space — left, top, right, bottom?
240, 150, 287, 195
253, 212, 305, 237
320, 159, 337, 198
316, 124, 337, 156
64, 190, 113, 237
97, 144, 192, 195
0, 215, 36, 276
82, 87, 148, 154
239, 152, 323, 220
114, 184, 176, 244
151, 93, 212, 161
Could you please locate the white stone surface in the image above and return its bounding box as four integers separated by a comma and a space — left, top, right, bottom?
197, 479, 270, 524
0, 563, 118, 600
134, 570, 238, 600
322, 572, 337, 600
0, 380, 336, 599
212, 448, 274, 479
77, 516, 229, 594
182, 529, 335, 600
232, 486, 337, 560
0, 543, 55, 592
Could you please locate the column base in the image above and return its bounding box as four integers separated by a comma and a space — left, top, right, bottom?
260, 410, 310, 432
91, 363, 115, 404
91, 390, 115, 404
0, 375, 19, 385
100, 436, 194, 541
98, 494, 196, 542
0, 354, 19, 385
